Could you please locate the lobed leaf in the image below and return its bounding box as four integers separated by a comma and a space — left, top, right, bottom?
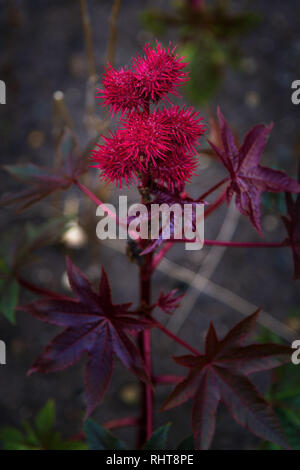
20, 257, 154, 418
208, 109, 300, 234
162, 310, 291, 449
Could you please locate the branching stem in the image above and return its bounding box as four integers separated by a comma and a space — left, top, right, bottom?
154, 375, 184, 385
198, 177, 228, 200
155, 320, 200, 356
103, 416, 140, 430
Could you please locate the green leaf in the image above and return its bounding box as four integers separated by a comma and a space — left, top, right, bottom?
262, 407, 300, 450
278, 409, 300, 449
256, 327, 282, 345
0, 278, 19, 323
34, 400, 55, 437
261, 359, 300, 450
84, 419, 127, 450
0, 257, 9, 273
140, 10, 168, 35
0, 399, 86, 450
178, 42, 223, 106
60, 441, 88, 450
177, 435, 194, 450
22, 421, 40, 447
0, 427, 25, 450
143, 423, 171, 450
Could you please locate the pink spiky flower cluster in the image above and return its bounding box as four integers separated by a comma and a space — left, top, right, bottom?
92, 41, 205, 189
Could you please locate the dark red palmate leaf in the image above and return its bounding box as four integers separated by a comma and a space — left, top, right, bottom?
157, 289, 184, 315
200, 112, 239, 160
162, 309, 292, 449
18, 257, 153, 418
208, 108, 300, 234
0, 164, 70, 211
281, 192, 300, 280
1, 130, 88, 211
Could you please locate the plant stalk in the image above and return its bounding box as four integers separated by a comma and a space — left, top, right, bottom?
103, 416, 140, 430
198, 177, 228, 200
154, 375, 184, 385
155, 320, 200, 355
138, 254, 153, 446
138, 174, 154, 447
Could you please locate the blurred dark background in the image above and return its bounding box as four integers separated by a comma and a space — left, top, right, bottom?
0, 0, 299, 449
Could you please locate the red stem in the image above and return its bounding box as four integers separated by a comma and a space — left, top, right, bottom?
204, 189, 227, 217
142, 326, 152, 441
138, 256, 153, 446
155, 320, 200, 356
74, 178, 139, 239
198, 178, 228, 200
138, 174, 153, 446
151, 241, 174, 272
103, 416, 140, 430
74, 179, 107, 207
154, 375, 184, 385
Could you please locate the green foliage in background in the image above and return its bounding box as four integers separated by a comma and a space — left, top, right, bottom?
264, 363, 300, 450
142, 423, 171, 450
84, 419, 127, 450
0, 400, 87, 450
84, 419, 195, 450
258, 327, 300, 450
141, 0, 259, 105
85, 419, 188, 450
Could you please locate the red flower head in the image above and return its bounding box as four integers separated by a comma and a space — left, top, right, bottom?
162, 105, 206, 153
132, 41, 188, 102
150, 148, 198, 191
119, 109, 172, 167
98, 64, 145, 115
91, 105, 204, 189
91, 129, 137, 188
93, 41, 205, 190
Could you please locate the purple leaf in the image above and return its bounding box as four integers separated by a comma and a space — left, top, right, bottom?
162, 310, 291, 449
157, 289, 184, 314
1, 130, 88, 211
20, 257, 154, 418
208, 108, 300, 234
